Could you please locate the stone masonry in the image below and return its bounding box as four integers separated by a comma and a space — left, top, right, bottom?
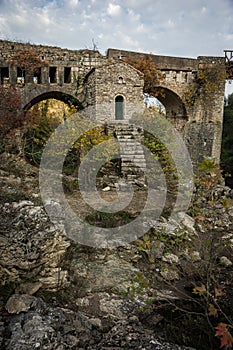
0, 40, 227, 168
106, 122, 146, 184
84, 62, 144, 123
108, 49, 226, 165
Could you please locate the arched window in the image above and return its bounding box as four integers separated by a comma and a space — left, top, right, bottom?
115, 95, 124, 120
118, 76, 124, 84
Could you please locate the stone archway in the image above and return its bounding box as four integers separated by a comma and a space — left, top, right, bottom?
155, 87, 188, 132
23, 91, 83, 113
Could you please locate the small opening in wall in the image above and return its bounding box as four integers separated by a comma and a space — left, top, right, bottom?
49, 67, 57, 83
0, 67, 9, 84
64, 67, 71, 83
118, 76, 124, 84
17, 67, 25, 84
33, 67, 41, 84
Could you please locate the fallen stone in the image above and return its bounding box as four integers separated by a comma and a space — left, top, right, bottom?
0, 201, 70, 289
162, 253, 179, 264
219, 256, 233, 267
15, 282, 42, 295
160, 268, 179, 281
4, 296, 196, 350
102, 186, 111, 191
12, 200, 33, 210
151, 241, 165, 259
6, 294, 36, 314
179, 213, 196, 233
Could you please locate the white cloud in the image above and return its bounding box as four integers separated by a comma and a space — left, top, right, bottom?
127, 8, 140, 21
136, 23, 145, 33
37, 7, 53, 26
0, 0, 232, 57
201, 6, 207, 14
166, 19, 175, 28
107, 3, 121, 17
121, 33, 139, 47
67, 0, 79, 8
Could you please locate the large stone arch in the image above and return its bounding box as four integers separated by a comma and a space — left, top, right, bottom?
154, 86, 188, 132
23, 91, 83, 113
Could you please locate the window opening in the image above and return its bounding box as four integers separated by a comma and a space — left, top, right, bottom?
0, 67, 9, 84
64, 67, 71, 83
49, 67, 57, 83
33, 67, 41, 84
17, 67, 25, 84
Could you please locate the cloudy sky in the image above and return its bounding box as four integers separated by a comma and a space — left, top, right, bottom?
0, 0, 232, 58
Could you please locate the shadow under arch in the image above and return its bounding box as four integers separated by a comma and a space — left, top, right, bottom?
23, 91, 84, 113
155, 86, 188, 131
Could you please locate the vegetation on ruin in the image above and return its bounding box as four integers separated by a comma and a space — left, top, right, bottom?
124, 54, 164, 99
133, 158, 233, 350
0, 85, 21, 132
8, 47, 47, 81
23, 99, 116, 175
1, 45, 233, 350
183, 65, 226, 106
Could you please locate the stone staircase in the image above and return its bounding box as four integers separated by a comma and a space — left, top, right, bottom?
106, 122, 146, 183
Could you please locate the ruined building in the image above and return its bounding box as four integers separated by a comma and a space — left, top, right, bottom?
0, 40, 226, 177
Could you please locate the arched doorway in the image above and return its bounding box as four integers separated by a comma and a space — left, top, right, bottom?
115, 95, 124, 120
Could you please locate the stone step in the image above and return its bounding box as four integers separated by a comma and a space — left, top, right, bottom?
121, 157, 146, 162
115, 130, 138, 134
120, 152, 145, 156
108, 123, 147, 182
120, 150, 144, 154
121, 143, 143, 147
119, 144, 142, 147
121, 161, 147, 168
119, 142, 143, 146
116, 135, 136, 139
121, 167, 147, 172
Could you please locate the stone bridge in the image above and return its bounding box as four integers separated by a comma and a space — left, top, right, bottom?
0, 40, 226, 165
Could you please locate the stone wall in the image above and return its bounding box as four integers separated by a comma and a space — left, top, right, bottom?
107, 49, 226, 165
85, 62, 144, 122
184, 56, 226, 164
0, 39, 107, 110
0, 40, 227, 165
0, 39, 104, 83
107, 48, 198, 70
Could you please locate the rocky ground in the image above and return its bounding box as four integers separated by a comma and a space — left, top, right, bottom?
0, 152, 233, 349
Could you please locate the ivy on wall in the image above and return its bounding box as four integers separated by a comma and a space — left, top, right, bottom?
183, 65, 226, 106
123, 54, 164, 98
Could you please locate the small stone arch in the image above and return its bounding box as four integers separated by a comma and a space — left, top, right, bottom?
115, 95, 125, 120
